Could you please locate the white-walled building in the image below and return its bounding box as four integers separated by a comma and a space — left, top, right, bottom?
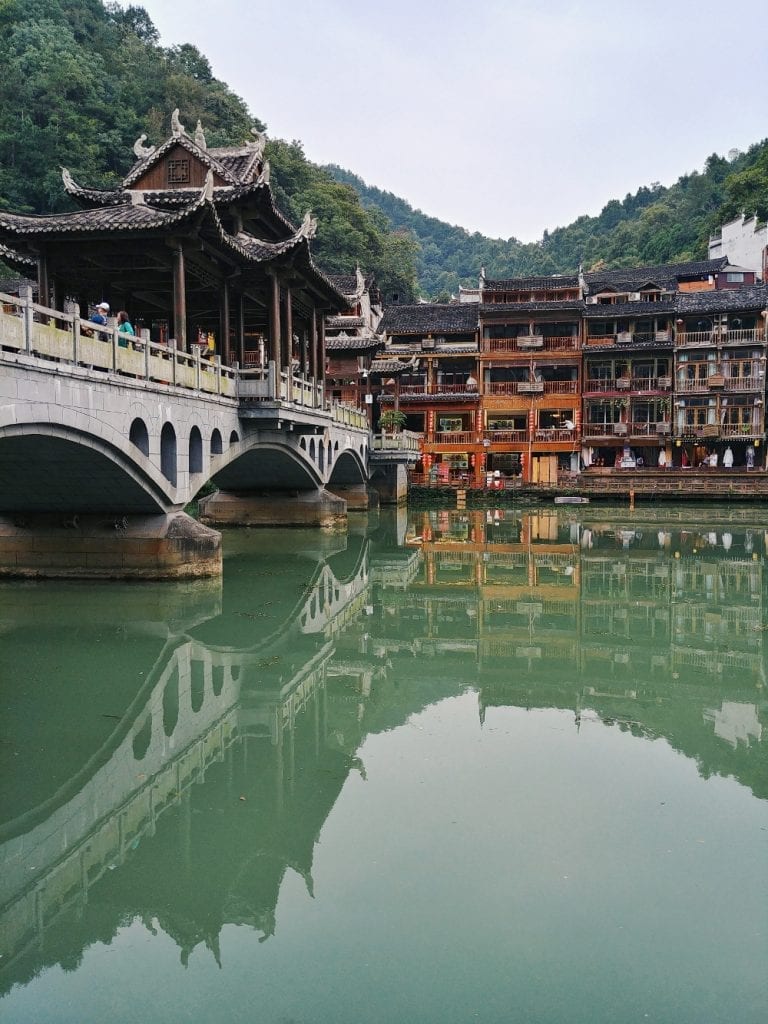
709, 215, 767, 280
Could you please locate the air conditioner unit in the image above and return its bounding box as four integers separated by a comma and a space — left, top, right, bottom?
629, 292, 641, 301
421, 338, 436, 350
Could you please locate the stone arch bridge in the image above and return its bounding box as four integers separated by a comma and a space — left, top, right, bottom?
0, 295, 384, 577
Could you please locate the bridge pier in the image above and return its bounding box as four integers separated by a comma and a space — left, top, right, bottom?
326, 483, 371, 511
369, 464, 409, 506
198, 488, 347, 530
0, 511, 221, 579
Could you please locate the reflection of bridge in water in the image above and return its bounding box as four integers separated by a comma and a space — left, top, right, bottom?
0, 536, 369, 989
2, 510, 767, 993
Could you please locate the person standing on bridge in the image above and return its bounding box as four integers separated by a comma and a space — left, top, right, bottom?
90, 301, 109, 326
117, 310, 135, 349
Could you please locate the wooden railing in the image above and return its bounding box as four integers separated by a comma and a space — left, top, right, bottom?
485, 380, 578, 396
676, 375, 763, 393
482, 336, 579, 354
483, 429, 527, 443
397, 383, 480, 396
432, 430, 475, 445
676, 328, 766, 347
583, 376, 671, 393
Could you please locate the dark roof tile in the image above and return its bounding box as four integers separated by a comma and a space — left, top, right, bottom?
379, 303, 478, 335
677, 285, 768, 315
483, 274, 579, 290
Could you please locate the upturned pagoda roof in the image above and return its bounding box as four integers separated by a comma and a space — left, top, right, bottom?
0, 112, 347, 310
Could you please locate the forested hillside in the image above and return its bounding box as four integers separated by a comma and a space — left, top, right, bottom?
327, 142, 768, 298
0, 0, 419, 300
2, 0, 765, 302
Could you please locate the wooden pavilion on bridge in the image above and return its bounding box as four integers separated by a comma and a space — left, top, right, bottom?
0, 110, 346, 382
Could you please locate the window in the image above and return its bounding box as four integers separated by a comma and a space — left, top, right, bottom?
167, 159, 190, 184
726, 272, 744, 283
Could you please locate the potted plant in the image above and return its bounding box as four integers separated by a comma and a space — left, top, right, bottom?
379, 409, 407, 433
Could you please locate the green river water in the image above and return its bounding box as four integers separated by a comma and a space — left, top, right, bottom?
1, 507, 766, 1023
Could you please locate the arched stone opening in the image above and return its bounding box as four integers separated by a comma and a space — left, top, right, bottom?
211, 428, 223, 455
129, 417, 149, 457
132, 716, 152, 760
229, 430, 239, 446
160, 422, 177, 486
189, 426, 203, 475
163, 671, 179, 736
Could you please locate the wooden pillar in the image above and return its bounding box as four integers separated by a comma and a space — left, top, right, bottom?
283, 286, 293, 373
236, 292, 245, 366
37, 254, 49, 309
268, 272, 281, 366
301, 326, 309, 376
310, 311, 318, 381
319, 315, 326, 386
219, 279, 231, 365
172, 246, 187, 351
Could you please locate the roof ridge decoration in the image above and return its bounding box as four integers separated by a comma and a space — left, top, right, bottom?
171, 108, 186, 138
257, 161, 270, 185
298, 211, 318, 240
194, 120, 207, 150
249, 129, 267, 162
133, 134, 156, 160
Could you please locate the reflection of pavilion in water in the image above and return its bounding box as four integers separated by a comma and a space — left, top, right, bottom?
0, 539, 371, 994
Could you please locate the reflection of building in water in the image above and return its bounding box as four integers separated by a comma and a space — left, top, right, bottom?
399, 510, 767, 785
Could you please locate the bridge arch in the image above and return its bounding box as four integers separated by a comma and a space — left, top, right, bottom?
160, 423, 177, 486
189, 426, 203, 475
327, 448, 368, 486
210, 441, 324, 492
129, 417, 149, 457
0, 422, 175, 513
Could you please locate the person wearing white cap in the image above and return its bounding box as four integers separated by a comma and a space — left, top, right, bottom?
90, 301, 110, 326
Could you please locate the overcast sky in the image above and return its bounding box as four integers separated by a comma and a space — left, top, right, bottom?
139, 0, 768, 242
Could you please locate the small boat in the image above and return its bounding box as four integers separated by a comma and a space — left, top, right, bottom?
554, 496, 589, 505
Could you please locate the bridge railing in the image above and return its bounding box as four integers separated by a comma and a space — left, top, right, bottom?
372, 429, 422, 452
0, 290, 237, 397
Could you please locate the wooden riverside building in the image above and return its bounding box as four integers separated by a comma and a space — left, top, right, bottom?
373, 259, 768, 484
0, 112, 346, 381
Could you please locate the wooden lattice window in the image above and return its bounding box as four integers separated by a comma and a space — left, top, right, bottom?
167, 159, 190, 184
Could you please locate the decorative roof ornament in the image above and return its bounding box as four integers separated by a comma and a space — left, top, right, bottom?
133, 134, 156, 159
249, 128, 266, 160
298, 211, 318, 240
171, 108, 186, 138
194, 120, 207, 150
201, 169, 215, 203
256, 160, 270, 185
61, 167, 76, 190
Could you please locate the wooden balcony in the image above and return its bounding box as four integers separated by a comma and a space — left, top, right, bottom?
582, 422, 628, 440
677, 375, 764, 394
483, 429, 527, 444
583, 376, 668, 394
485, 380, 578, 396
676, 328, 766, 348
482, 336, 579, 355
431, 430, 475, 445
